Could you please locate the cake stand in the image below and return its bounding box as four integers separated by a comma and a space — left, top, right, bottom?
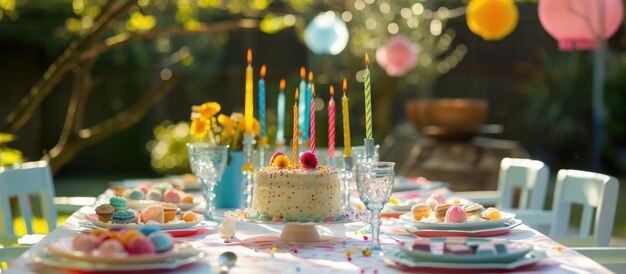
241, 212, 365, 242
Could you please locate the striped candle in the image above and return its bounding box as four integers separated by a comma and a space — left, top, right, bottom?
328, 85, 335, 158
292, 88, 300, 165
310, 84, 316, 153
258, 65, 267, 137
364, 53, 373, 139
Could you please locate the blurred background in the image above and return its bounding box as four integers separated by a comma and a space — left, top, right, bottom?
0, 0, 625, 233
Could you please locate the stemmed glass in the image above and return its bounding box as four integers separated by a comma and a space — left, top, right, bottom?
187, 143, 229, 221
355, 161, 395, 251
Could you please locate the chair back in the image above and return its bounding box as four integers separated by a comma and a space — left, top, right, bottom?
550, 169, 619, 247
497, 158, 550, 210
0, 161, 57, 237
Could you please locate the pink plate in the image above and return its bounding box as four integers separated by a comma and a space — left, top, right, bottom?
166, 228, 213, 237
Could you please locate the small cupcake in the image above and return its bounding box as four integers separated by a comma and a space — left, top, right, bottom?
128, 189, 145, 200
149, 232, 174, 253
111, 210, 136, 224
146, 189, 162, 201
163, 189, 181, 204
434, 204, 451, 220
411, 203, 431, 221
462, 203, 484, 217
95, 204, 114, 223
109, 196, 128, 212
141, 204, 165, 224
162, 203, 178, 223
110, 185, 126, 197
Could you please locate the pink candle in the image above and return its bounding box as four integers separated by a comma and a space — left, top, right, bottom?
310, 84, 316, 153
328, 85, 335, 158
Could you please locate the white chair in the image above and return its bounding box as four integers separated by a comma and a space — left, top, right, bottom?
549, 169, 619, 247
456, 158, 550, 210
0, 161, 58, 237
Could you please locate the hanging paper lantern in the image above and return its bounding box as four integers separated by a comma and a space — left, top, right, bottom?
304, 12, 349, 55
466, 0, 519, 41
375, 35, 418, 77
538, 0, 624, 51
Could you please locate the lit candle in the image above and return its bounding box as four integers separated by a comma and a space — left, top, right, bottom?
276, 79, 286, 144
310, 84, 316, 153
303, 71, 313, 141
297, 67, 306, 141
258, 64, 267, 137
328, 85, 335, 159
244, 49, 254, 134
292, 88, 300, 165
364, 53, 373, 140
342, 79, 351, 158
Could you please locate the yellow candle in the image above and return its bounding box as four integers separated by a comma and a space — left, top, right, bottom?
244, 49, 254, 134
292, 88, 300, 165
341, 79, 351, 158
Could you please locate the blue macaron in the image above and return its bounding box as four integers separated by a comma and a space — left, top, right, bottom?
149, 232, 174, 253
111, 210, 136, 224
109, 196, 128, 212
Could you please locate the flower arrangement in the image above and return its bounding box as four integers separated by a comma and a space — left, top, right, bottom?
189, 102, 260, 151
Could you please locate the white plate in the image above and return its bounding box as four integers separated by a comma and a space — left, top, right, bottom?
45, 239, 198, 265
32, 249, 204, 271
384, 248, 546, 270
400, 211, 515, 230
127, 200, 199, 211
399, 237, 532, 264
85, 214, 203, 230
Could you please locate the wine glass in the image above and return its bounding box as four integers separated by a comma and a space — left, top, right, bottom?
187, 143, 229, 220
355, 161, 395, 251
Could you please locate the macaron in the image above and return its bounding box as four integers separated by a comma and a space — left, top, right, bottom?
138, 225, 161, 236
163, 189, 181, 204
137, 183, 151, 194
444, 206, 467, 224
151, 182, 173, 194
146, 189, 163, 201
128, 189, 145, 200
182, 211, 201, 222
482, 207, 502, 220
120, 230, 143, 246
109, 196, 128, 212
98, 239, 127, 256
434, 204, 451, 220
126, 235, 156, 255
72, 233, 99, 252
95, 204, 114, 223
110, 185, 126, 197
181, 195, 194, 204
462, 203, 484, 217
141, 204, 165, 224
148, 232, 174, 253
111, 210, 136, 224
411, 203, 431, 221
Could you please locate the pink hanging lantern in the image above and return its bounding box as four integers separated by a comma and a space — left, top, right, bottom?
538, 0, 624, 51
375, 35, 419, 77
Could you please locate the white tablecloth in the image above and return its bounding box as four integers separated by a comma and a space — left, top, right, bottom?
7, 188, 613, 274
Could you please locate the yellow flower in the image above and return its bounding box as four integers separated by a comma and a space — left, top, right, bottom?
192, 102, 221, 119
218, 114, 236, 136
189, 117, 209, 138
271, 154, 290, 169
252, 118, 261, 136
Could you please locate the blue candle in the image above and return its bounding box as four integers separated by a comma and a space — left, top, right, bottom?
298, 67, 306, 141
277, 79, 286, 143
259, 65, 266, 137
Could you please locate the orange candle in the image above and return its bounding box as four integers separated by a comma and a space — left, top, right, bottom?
292, 88, 300, 165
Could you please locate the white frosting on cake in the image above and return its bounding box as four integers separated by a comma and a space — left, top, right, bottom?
251, 167, 343, 219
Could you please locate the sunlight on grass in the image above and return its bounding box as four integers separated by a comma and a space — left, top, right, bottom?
11, 215, 69, 236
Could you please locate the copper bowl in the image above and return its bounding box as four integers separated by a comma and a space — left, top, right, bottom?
405, 99, 488, 140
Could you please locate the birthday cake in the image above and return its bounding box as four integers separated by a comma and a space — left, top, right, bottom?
249, 152, 344, 222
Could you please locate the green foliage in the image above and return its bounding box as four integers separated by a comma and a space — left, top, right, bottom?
146, 121, 192, 174
0, 133, 24, 166
524, 50, 592, 144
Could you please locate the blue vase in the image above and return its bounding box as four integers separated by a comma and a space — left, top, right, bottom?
214, 151, 244, 208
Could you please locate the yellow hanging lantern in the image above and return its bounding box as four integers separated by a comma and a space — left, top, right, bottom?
466, 0, 519, 41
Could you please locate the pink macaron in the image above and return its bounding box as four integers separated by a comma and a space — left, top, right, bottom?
98, 239, 127, 256
444, 206, 468, 224
125, 235, 156, 255
163, 189, 181, 204
72, 233, 99, 252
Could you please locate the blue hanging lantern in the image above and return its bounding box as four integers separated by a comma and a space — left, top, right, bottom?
304, 12, 349, 55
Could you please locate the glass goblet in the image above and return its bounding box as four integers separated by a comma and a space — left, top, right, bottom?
187, 143, 229, 220
355, 161, 395, 251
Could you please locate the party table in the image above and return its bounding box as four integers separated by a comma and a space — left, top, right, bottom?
6, 184, 613, 274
